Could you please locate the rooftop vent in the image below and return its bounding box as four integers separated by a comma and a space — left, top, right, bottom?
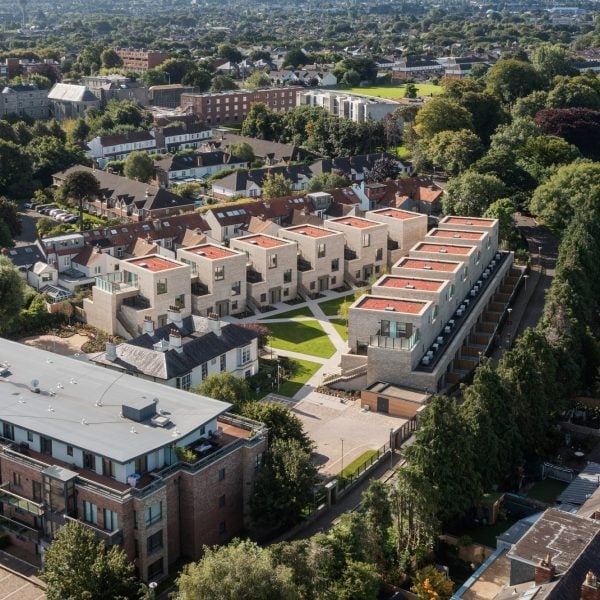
405, 284, 415, 289
439, 249, 447, 253
0, 363, 10, 377
453, 234, 461, 238
122, 397, 157, 423
423, 265, 433, 270
385, 306, 396, 311
30, 379, 40, 393
151, 414, 172, 428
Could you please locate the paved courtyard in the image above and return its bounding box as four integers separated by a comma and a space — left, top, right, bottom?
291, 391, 407, 476
0, 566, 45, 600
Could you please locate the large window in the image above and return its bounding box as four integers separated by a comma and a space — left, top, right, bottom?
83, 451, 95, 471
220, 354, 226, 372
331, 258, 339, 272
380, 320, 407, 338
148, 558, 164, 580
201, 363, 208, 380
83, 501, 98, 525
362, 234, 370, 247
134, 455, 148, 475
40, 436, 52, 455
268, 254, 277, 269
283, 269, 292, 283
2, 423, 14, 441
176, 373, 191, 390
375, 248, 383, 261
145, 501, 162, 527
104, 509, 118, 532
156, 278, 168, 295
147, 530, 163, 555
102, 458, 115, 479
215, 266, 225, 280
231, 281, 241, 296
317, 243, 326, 258
239, 346, 251, 365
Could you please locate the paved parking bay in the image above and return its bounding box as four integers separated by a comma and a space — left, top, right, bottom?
0, 566, 45, 600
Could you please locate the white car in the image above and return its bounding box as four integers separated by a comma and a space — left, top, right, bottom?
63, 215, 79, 224
48, 208, 65, 217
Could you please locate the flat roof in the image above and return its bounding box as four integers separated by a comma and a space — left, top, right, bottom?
126, 255, 184, 272
370, 208, 421, 220
330, 216, 379, 229
0, 339, 231, 463
413, 243, 473, 255
285, 225, 334, 238
378, 276, 445, 292
357, 296, 427, 314
398, 258, 461, 272
442, 216, 496, 227
185, 244, 237, 259
430, 229, 485, 240
366, 381, 429, 403
236, 234, 288, 248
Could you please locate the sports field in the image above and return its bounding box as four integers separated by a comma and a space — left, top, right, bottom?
348, 83, 443, 99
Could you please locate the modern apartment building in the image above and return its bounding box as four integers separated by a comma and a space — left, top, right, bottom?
230, 234, 298, 309
0, 84, 49, 120
115, 48, 169, 72
325, 216, 388, 285
297, 90, 400, 122
84, 254, 192, 338
279, 225, 345, 298
177, 244, 248, 318
180, 87, 303, 125
0, 339, 266, 581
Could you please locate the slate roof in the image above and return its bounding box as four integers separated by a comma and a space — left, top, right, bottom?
92, 315, 258, 380
48, 83, 98, 102
212, 132, 313, 163
95, 130, 155, 148
156, 150, 245, 174
557, 462, 600, 507
2, 241, 46, 268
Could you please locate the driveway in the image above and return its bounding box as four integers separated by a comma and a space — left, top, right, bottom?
14, 209, 41, 247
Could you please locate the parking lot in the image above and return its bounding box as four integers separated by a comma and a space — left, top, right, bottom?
290, 391, 407, 477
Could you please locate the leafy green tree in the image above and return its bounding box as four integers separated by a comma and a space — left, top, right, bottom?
412, 565, 454, 600
27, 137, 87, 185
486, 59, 543, 104
284, 48, 308, 68
227, 141, 255, 162
69, 118, 91, 144
423, 129, 484, 176
175, 539, 300, 600
365, 156, 400, 183
62, 170, 102, 209
142, 68, 168, 87
512, 90, 549, 119
250, 437, 318, 529
483, 198, 518, 245
217, 43, 243, 64
241, 103, 282, 140
0, 196, 22, 236
211, 75, 239, 92
305, 172, 350, 193
330, 559, 380, 600
415, 98, 473, 138
546, 79, 600, 110
0, 140, 33, 198
124, 150, 153, 182
517, 135, 581, 183
404, 82, 418, 98
531, 44, 575, 83
181, 66, 212, 91
457, 91, 507, 145
100, 48, 123, 69
158, 58, 197, 84
443, 170, 507, 216
41, 521, 140, 600
0, 221, 13, 247
36, 216, 55, 237
262, 172, 293, 199
341, 69, 360, 88
362, 480, 393, 572
192, 372, 249, 411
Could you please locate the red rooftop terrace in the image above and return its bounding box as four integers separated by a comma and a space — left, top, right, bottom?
442, 216, 496, 227
287, 225, 334, 238
357, 296, 427, 314
127, 256, 184, 272
414, 243, 473, 255
238, 235, 288, 248
430, 229, 485, 240
372, 208, 421, 220
379, 276, 445, 292
398, 258, 462, 272
331, 217, 378, 229
188, 244, 237, 259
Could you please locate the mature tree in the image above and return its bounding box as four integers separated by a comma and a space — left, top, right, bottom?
241, 103, 282, 140
330, 559, 380, 600
192, 372, 249, 410
158, 58, 197, 84
241, 401, 312, 451
305, 172, 350, 193
546, 79, 600, 110
512, 90, 549, 119
284, 48, 308, 68
531, 44, 575, 83
0, 196, 22, 236
240, 322, 269, 349
42, 521, 139, 600
518, 135, 581, 183
486, 59, 543, 104
61, 170, 102, 209
216, 43, 243, 64
365, 156, 400, 183
0, 257, 25, 328
175, 539, 299, 600
362, 480, 393, 572
27, 137, 87, 185
483, 198, 518, 245
124, 150, 153, 182
0, 221, 12, 247
227, 142, 255, 163
0, 140, 33, 198
250, 437, 318, 529
423, 129, 484, 176
245, 70, 271, 89
443, 170, 507, 216
490, 117, 542, 154
36, 216, 55, 237
529, 160, 600, 231
100, 48, 123, 69
412, 565, 454, 600
404, 82, 418, 98
534, 108, 600, 159
69, 118, 91, 144
211, 75, 239, 93
457, 90, 506, 145
262, 173, 293, 199
182, 66, 212, 91
142, 68, 168, 87
334, 57, 377, 85
414, 98, 473, 138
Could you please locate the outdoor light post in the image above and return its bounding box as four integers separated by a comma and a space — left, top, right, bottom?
478, 351, 483, 365
148, 582, 158, 600
523, 273, 529, 291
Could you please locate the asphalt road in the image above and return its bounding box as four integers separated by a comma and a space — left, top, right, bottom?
15, 208, 41, 247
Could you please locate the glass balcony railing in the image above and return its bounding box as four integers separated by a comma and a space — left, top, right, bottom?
0, 484, 44, 516
0, 514, 41, 542
369, 330, 420, 351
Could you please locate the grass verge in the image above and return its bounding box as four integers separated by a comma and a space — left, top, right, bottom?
318, 294, 354, 316
339, 450, 379, 479
278, 359, 322, 397
267, 320, 336, 358
330, 318, 348, 341
348, 83, 443, 99
262, 306, 313, 320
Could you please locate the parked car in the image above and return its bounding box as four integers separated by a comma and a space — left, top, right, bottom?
48, 208, 64, 217
52, 211, 69, 220
24, 202, 36, 209
38, 205, 56, 215
63, 215, 79, 224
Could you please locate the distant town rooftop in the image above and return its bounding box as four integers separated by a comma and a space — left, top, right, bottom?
378, 276, 446, 292
185, 244, 237, 260
357, 296, 427, 314
413, 243, 474, 255
441, 216, 497, 227
286, 225, 335, 238
330, 216, 379, 229
370, 208, 422, 220
126, 255, 185, 272
236, 235, 288, 249
397, 258, 462, 272
429, 229, 485, 240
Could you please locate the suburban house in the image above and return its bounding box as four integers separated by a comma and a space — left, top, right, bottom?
115, 48, 169, 71
87, 131, 158, 168
0, 84, 49, 120
153, 122, 212, 154
279, 225, 345, 298
297, 90, 399, 122
230, 234, 298, 309
0, 338, 267, 582
154, 151, 248, 186
326, 216, 388, 285
91, 313, 259, 387
391, 55, 444, 80
52, 166, 195, 221
47, 83, 100, 121
443, 55, 496, 80
177, 243, 248, 318
84, 254, 192, 338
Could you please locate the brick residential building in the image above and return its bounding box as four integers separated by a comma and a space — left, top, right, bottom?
115, 48, 169, 72
0, 339, 267, 582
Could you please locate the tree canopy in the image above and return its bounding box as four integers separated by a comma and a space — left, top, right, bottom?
124, 150, 154, 182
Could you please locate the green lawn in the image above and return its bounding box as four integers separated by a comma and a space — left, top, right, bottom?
278, 359, 322, 397
331, 318, 348, 341
318, 294, 355, 316
267, 320, 336, 358
262, 306, 313, 320
348, 83, 443, 99
527, 479, 568, 504
340, 450, 379, 479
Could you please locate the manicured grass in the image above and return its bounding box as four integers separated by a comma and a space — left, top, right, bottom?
318, 294, 354, 316
340, 450, 379, 479
331, 318, 348, 341
278, 358, 322, 397
348, 83, 443, 99
267, 320, 336, 358
527, 479, 568, 504
262, 306, 313, 320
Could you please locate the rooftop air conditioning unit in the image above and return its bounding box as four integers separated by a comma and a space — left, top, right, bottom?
151, 414, 172, 428
405, 284, 415, 289
423, 265, 433, 270
453, 234, 461, 238
385, 306, 396, 311
439, 249, 447, 253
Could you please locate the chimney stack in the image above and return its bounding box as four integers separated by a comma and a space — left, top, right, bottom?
105, 342, 117, 362
167, 306, 183, 328
207, 312, 222, 336
143, 316, 154, 336
535, 554, 556, 585
582, 571, 600, 600
168, 329, 183, 352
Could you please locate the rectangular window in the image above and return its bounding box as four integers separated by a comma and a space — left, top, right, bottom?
2, 423, 14, 441
147, 530, 163, 555
310, 281, 315, 290
40, 436, 52, 455
12, 472, 21, 487
219, 494, 226, 508
148, 558, 164, 580
283, 269, 292, 283
362, 234, 370, 247
215, 266, 225, 280
201, 362, 208, 380
375, 248, 383, 261
32, 480, 42, 502
27, 431, 33, 442
176, 373, 191, 390
240, 346, 251, 365
67, 445, 73, 456
331, 258, 339, 272
83, 501, 98, 525
231, 281, 241, 296
175, 294, 185, 309
218, 468, 226, 481
260, 293, 266, 303
145, 501, 162, 527
220, 354, 226, 372
156, 278, 168, 294
135, 455, 148, 475
317, 243, 326, 258
83, 451, 95, 471
268, 254, 277, 269
104, 509, 118, 532
102, 458, 115, 479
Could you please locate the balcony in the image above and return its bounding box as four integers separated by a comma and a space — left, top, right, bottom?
95, 271, 138, 294
298, 257, 313, 272
0, 514, 41, 543
247, 269, 263, 284
344, 247, 358, 261
370, 331, 420, 351
191, 281, 209, 296
122, 294, 151, 310
387, 239, 399, 251
64, 516, 123, 546
0, 484, 44, 516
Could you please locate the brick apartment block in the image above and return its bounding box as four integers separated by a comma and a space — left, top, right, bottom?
115, 48, 169, 71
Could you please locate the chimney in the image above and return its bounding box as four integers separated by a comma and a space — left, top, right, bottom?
207, 312, 222, 336
143, 316, 154, 336
535, 554, 556, 585
168, 328, 183, 352
105, 342, 117, 362
582, 571, 600, 600
167, 306, 183, 328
